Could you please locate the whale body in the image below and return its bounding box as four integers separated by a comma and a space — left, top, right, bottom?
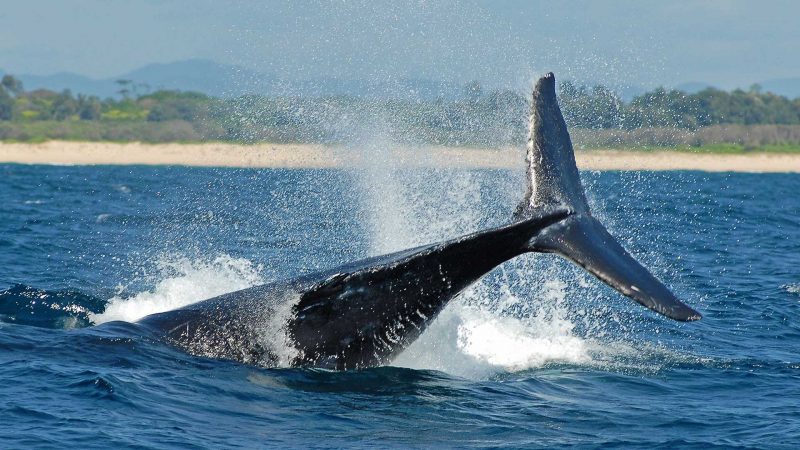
137, 73, 701, 370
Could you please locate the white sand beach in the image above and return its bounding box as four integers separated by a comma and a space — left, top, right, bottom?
2, 141, 800, 172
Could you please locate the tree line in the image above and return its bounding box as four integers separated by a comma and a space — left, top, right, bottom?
558, 81, 800, 129
3, 73, 800, 147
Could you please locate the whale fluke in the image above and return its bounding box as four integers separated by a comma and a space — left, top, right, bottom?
518, 72, 701, 321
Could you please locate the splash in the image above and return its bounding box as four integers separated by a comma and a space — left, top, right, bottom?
91, 254, 263, 324
457, 314, 587, 371
393, 274, 591, 378
783, 283, 800, 296
350, 126, 597, 377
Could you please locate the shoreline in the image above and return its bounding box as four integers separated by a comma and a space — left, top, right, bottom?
2, 141, 800, 172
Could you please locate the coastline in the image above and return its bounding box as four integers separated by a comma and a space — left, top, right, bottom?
2, 141, 800, 172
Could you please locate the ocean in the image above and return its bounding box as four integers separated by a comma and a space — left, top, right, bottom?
1, 162, 799, 448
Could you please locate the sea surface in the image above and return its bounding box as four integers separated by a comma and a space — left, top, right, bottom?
1, 161, 799, 449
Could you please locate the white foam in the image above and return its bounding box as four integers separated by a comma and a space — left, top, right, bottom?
783, 283, 800, 295
393, 274, 591, 378
91, 254, 264, 324
457, 314, 588, 371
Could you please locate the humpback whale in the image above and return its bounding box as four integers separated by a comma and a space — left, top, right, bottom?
137, 73, 701, 370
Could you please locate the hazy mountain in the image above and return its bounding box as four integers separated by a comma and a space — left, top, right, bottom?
119, 59, 267, 97
759, 78, 800, 99
674, 80, 800, 99
10, 59, 797, 101
2, 59, 464, 100
0, 60, 261, 98
4, 71, 118, 98
675, 82, 717, 93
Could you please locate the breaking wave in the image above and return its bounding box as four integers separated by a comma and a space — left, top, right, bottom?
91, 254, 264, 324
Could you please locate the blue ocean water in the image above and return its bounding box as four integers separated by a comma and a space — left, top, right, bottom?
0, 162, 799, 448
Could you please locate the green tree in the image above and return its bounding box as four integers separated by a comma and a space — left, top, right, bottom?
622, 88, 701, 129
52, 89, 78, 120
77, 94, 102, 120
0, 88, 12, 120
116, 79, 133, 99
1, 75, 24, 96
143, 90, 209, 122
559, 81, 623, 129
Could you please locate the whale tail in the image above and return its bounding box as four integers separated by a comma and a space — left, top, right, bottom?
516, 73, 701, 321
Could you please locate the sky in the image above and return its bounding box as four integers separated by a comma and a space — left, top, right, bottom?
1, 0, 798, 90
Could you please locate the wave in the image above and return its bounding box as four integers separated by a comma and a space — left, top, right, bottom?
783, 283, 800, 295
393, 279, 592, 378
90, 254, 264, 324
0, 254, 263, 330
0, 284, 105, 329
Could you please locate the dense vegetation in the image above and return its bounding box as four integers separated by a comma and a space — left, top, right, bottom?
3, 73, 800, 150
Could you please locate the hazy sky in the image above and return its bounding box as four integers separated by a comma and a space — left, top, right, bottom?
1, 0, 798, 89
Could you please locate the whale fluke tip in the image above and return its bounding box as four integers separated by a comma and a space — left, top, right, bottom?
535, 72, 557, 92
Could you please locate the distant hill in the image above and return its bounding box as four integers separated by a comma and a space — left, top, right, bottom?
7, 72, 119, 98
1, 59, 464, 100
111, 59, 264, 97
675, 82, 718, 94
760, 78, 800, 99
1, 60, 264, 99
674, 79, 800, 99
7, 60, 799, 101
